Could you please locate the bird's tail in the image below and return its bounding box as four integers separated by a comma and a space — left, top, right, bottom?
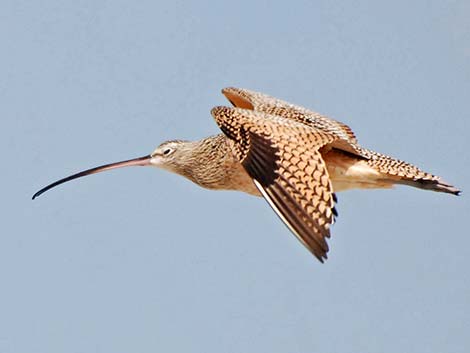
362, 149, 461, 196
394, 177, 461, 195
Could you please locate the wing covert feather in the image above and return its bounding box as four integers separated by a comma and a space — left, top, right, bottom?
222, 87, 358, 144
211, 106, 338, 262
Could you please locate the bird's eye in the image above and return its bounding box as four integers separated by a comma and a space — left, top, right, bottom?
163, 148, 173, 156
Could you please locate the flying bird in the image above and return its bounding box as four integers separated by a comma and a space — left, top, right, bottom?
33, 87, 460, 262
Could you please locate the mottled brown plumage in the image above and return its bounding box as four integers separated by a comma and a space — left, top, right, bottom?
33, 87, 460, 262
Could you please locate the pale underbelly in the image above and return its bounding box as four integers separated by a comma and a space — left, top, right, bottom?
323, 149, 394, 192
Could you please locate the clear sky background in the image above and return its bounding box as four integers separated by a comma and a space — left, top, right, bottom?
2, 1, 469, 352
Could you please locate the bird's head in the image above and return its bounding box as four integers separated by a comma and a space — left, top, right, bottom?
149, 140, 191, 173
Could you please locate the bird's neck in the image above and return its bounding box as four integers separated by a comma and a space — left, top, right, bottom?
173, 135, 259, 195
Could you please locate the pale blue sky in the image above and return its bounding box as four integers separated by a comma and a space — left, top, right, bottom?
2, 1, 469, 352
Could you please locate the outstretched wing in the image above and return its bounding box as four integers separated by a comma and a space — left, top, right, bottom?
221, 88, 462, 196
222, 87, 358, 145
211, 106, 338, 262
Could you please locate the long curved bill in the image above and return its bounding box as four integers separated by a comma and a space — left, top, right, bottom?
32, 155, 152, 200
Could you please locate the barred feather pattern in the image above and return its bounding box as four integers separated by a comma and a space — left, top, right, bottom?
211, 106, 338, 261
222, 87, 459, 194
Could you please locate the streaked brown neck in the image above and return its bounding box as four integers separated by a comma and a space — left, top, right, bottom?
165, 135, 259, 195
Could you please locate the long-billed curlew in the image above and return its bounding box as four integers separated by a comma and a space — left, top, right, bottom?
32, 87, 460, 262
